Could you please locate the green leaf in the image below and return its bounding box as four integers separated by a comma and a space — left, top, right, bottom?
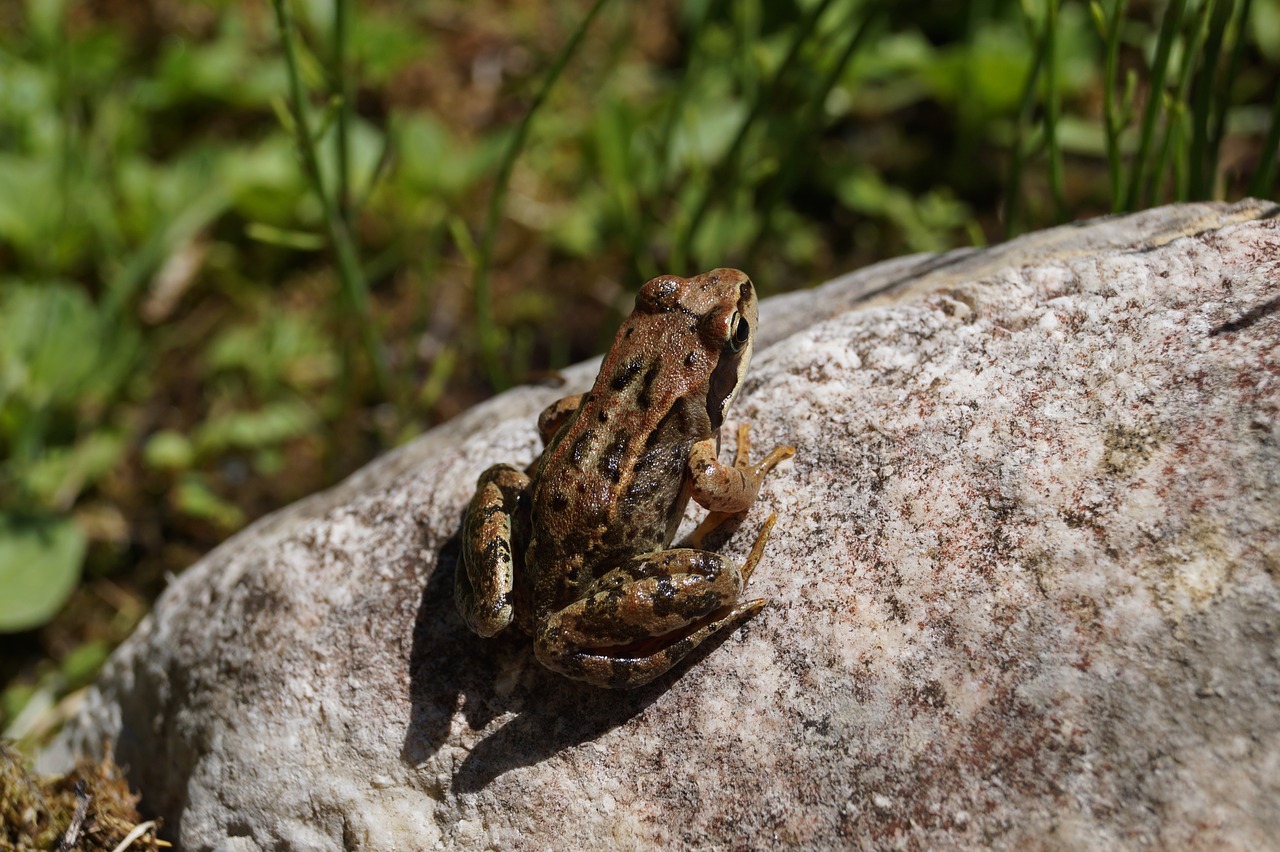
0, 281, 139, 416
25, 0, 69, 46
143, 430, 195, 471
20, 430, 127, 509
1089, 1, 1106, 37
205, 313, 337, 396
835, 167, 974, 253
394, 114, 502, 200
174, 475, 245, 530
60, 640, 111, 690
1253, 1, 1280, 62
245, 222, 327, 250
2, 681, 36, 726
0, 513, 85, 632
193, 400, 317, 455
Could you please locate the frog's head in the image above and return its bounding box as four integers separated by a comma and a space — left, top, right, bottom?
633, 268, 757, 431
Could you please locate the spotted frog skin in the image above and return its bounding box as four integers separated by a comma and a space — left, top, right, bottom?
455, 268, 794, 688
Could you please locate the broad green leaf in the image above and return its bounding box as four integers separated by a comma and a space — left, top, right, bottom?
0, 513, 85, 632
0, 281, 139, 415
394, 114, 504, 200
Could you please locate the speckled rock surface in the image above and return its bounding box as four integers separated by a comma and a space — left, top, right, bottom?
51, 200, 1280, 849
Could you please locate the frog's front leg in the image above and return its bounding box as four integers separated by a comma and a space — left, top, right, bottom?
690, 423, 795, 513
457, 463, 531, 637
535, 516, 777, 688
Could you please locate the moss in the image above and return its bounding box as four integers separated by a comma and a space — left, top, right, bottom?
0, 742, 166, 851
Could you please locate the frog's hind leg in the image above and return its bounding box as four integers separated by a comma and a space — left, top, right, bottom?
563, 597, 768, 689
535, 516, 777, 689
456, 464, 530, 638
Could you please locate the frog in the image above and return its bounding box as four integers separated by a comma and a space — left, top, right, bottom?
455, 268, 795, 689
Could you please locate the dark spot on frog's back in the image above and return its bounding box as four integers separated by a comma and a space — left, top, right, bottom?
569, 429, 596, 466
611, 357, 644, 391
636, 362, 660, 410
548, 492, 570, 512
598, 432, 629, 482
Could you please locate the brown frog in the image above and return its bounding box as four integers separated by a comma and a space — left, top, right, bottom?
456, 268, 794, 688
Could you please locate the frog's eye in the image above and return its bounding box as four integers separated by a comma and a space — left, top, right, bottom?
727, 312, 750, 352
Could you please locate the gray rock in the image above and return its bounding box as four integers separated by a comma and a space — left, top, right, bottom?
51, 200, 1280, 849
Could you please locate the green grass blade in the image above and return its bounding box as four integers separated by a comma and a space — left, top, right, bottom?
1208, 0, 1254, 185
334, 0, 352, 222
637, 0, 716, 282
1097, 0, 1130, 211
1124, 0, 1188, 210
672, 0, 839, 272
1004, 11, 1047, 237
750, 3, 883, 265
1044, 0, 1066, 222
271, 0, 391, 399
471, 0, 612, 390
1155, 3, 1211, 202
1248, 82, 1280, 197
1188, 0, 1232, 198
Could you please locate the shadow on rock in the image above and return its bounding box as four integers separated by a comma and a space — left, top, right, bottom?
401, 518, 750, 793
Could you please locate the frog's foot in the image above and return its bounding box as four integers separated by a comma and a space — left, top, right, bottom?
732, 422, 797, 481
535, 521, 778, 688
689, 423, 795, 514
457, 463, 530, 638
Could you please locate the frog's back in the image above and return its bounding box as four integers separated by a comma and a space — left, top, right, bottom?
532, 384, 704, 550
524, 268, 752, 612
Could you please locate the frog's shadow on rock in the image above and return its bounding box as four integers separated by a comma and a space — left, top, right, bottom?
400, 513, 754, 793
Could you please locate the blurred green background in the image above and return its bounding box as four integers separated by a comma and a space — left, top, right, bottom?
0, 0, 1276, 744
